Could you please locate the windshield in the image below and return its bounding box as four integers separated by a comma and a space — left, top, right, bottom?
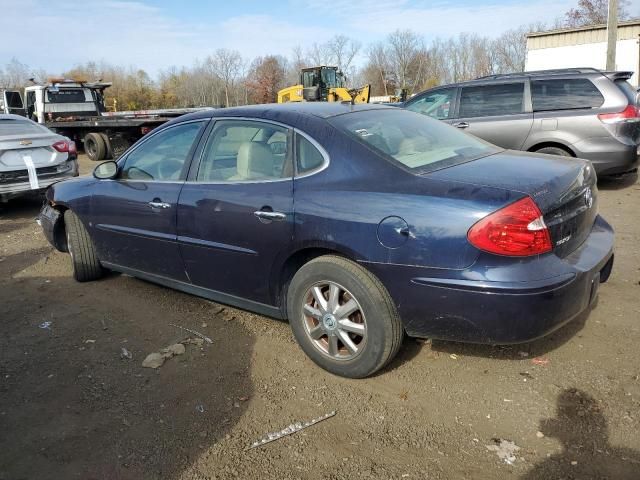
321, 68, 337, 88
330, 109, 500, 172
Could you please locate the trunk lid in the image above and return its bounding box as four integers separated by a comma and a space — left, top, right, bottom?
429, 150, 598, 257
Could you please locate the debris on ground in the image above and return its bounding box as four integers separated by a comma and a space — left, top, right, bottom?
121, 347, 132, 360
182, 337, 205, 347
449, 354, 458, 360
142, 343, 186, 369
536, 431, 545, 438
485, 438, 520, 465
195, 404, 205, 413
247, 411, 336, 450
39, 321, 52, 330
399, 390, 408, 401
168, 323, 212, 344
85, 339, 96, 344
531, 357, 550, 366
519, 372, 535, 380
518, 351, 529, 357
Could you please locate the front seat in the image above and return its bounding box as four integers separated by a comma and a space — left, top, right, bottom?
229, 142, 275, 180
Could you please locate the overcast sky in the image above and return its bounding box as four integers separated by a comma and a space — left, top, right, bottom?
1, 0, 637, 76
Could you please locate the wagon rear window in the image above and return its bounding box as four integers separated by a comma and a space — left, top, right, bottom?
531, 79, 604, 111
330, 109, 498, 172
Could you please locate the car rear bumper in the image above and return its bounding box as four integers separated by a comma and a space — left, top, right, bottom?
572, 138, 639, 176
363, 215, 614, 344
0, 168, 77, 200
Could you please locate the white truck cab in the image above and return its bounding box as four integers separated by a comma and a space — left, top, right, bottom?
2, 79, 111, 124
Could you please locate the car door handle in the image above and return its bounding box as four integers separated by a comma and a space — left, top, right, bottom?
148, 201, 171, 209
453, 122, 469, 129
253, 210, 286, 221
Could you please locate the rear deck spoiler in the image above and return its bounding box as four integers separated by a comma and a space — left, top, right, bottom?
602, 71, 634, 81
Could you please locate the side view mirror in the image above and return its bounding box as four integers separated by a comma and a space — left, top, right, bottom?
93, 161, 118, 179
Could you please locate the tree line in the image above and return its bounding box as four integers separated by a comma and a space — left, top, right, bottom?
0, 0, 634, 110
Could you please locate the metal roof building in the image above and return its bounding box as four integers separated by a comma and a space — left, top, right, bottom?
526, 20, 640, 86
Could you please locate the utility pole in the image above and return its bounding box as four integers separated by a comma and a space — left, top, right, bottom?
606, 0, 618, 71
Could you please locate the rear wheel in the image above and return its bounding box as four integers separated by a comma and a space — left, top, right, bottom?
64, 210, 103, 282
99, 133, 113, 159
287, 255, 403, 378
84, 132, 106, 161
534, 146, 572, 157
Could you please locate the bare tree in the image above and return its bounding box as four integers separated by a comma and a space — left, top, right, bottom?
386, 30, 423, 90
307, 42, 332, 67
209, 48, 243, 107
366, 42, 391, 95
564, 0, 630, 27
326, 35, 361, 82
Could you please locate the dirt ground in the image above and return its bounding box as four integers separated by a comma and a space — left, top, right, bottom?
1, 155, 639, 480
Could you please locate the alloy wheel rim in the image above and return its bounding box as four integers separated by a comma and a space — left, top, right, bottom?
302, 281, 367, 361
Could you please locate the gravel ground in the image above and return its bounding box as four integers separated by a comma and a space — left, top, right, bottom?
1, 156, 639, 480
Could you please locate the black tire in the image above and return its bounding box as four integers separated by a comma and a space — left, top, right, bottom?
64, 210, 103, 282
534, 146, 572, 157
84, 132, 106, 161
99, 133, 113, 159
287, 255, 403, 378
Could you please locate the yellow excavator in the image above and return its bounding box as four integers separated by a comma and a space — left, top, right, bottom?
277, 66, 370, 104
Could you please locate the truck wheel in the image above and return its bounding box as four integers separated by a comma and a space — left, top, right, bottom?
64, 210, 103, 282
286, 255, 404, 378
84, 133, 106, 161
99, 133, 113, 159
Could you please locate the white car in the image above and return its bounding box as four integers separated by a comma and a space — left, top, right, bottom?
0, 114, 78, 202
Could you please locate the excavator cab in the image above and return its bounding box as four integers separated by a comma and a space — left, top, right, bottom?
301, 66, 345, 101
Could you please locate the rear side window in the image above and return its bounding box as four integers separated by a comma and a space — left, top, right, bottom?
459, 83, 524, 118
296, 134, 325, 174
531, 79, 604, 111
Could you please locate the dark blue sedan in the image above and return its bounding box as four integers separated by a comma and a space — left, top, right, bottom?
40, 103, 614, 378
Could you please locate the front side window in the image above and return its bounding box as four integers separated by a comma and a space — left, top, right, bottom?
122, 122, 204, 181
405, 88, 456, 119
459, 83, 525, 118
532, 78, 604, 111
197, 121, 290, 182
330, 109, 499, 173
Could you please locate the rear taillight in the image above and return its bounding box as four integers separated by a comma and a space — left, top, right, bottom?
52, 139, 77, 157
598, 105, 640, 124
467, 197, 552, 256
52, 140, 70, 152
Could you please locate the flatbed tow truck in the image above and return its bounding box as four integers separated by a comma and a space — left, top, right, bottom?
2, 79, 211, 160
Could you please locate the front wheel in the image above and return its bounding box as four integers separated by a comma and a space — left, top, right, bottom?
287, 255, 403, 378
64, 210, 103, 282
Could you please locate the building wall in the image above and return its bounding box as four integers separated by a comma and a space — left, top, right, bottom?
526, 21, 640, 87
526, 39, 639, 86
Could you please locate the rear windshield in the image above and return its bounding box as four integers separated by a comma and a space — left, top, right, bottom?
330, 109, 499, 172
531, 78, 604, 111
0, 118, 48, 135
615, 79, 638, 105
46, 89, 86, 103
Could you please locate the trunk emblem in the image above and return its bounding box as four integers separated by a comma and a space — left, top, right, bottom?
584, 188, 593, 209
19, 139, 32, 146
